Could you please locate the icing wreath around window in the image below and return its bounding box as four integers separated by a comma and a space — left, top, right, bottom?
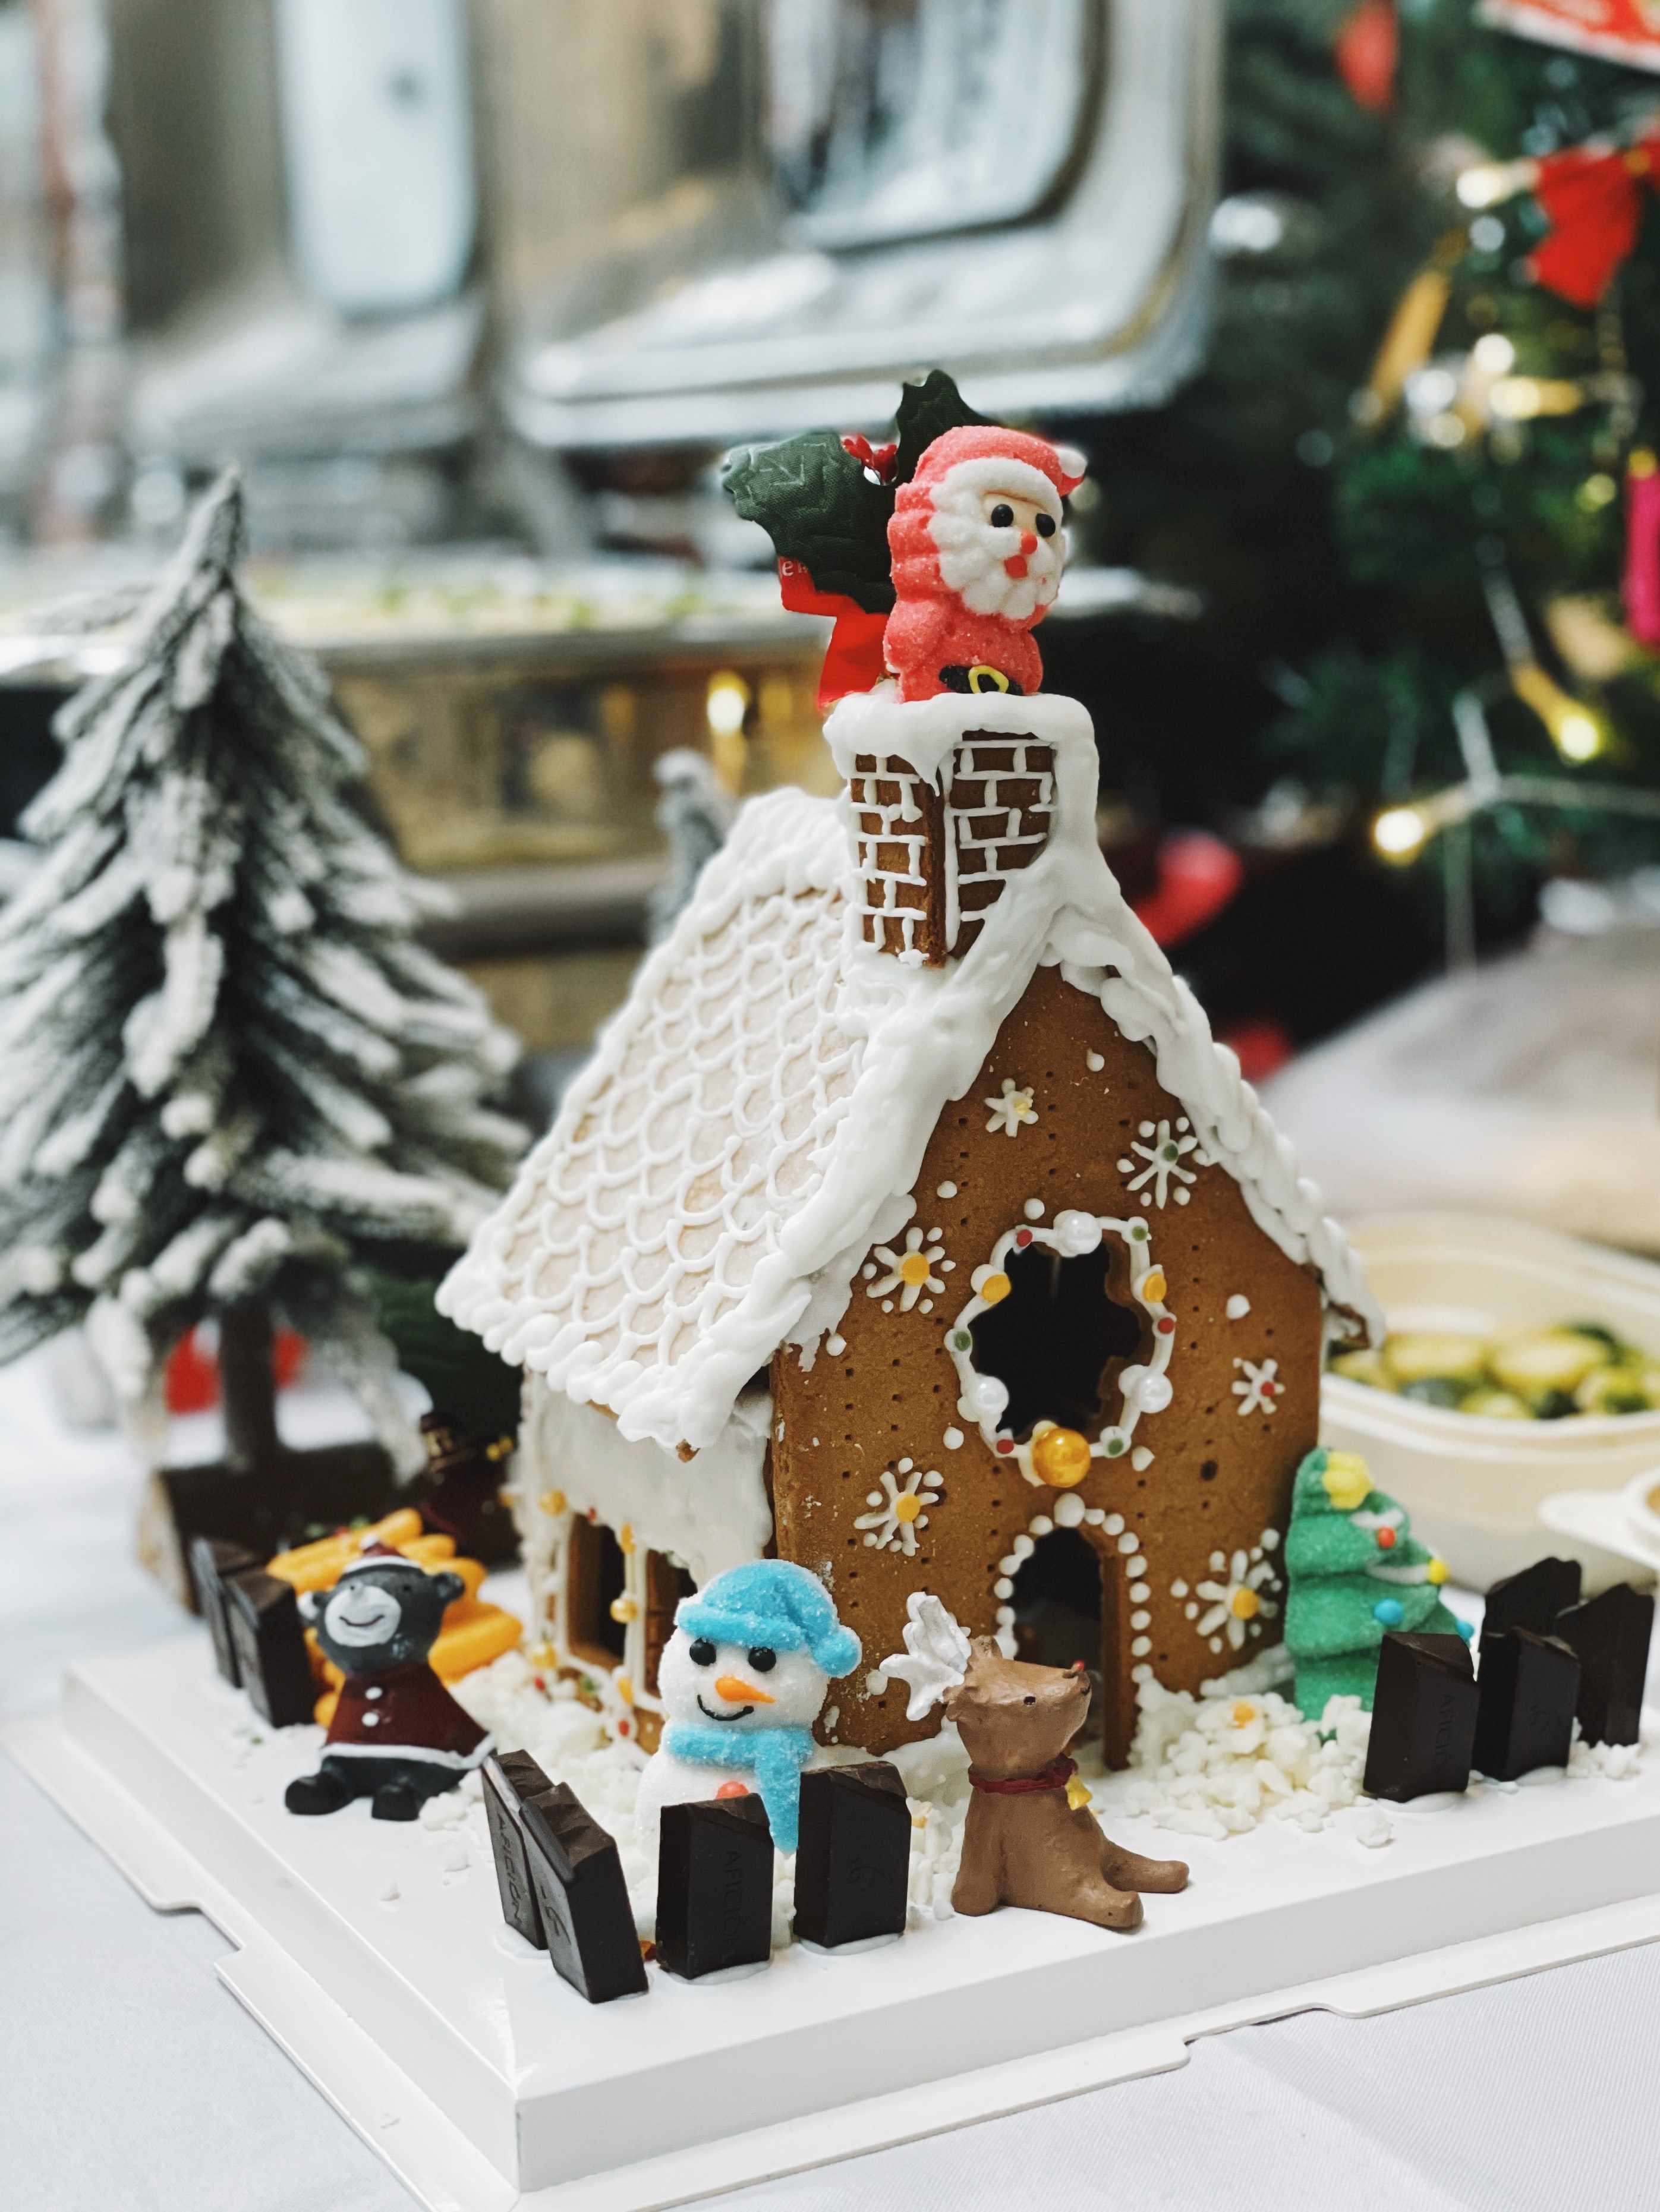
944, 1209, 1177, 1489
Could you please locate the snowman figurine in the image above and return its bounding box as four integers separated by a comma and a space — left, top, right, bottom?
634, 1561, 860, 1860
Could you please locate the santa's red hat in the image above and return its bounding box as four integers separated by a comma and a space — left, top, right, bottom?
906, 424, 1085, 503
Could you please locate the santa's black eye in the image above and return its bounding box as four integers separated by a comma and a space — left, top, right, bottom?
990, 503, 1014, 528
1035, 512, 1056, 538
748, 1646, 777, 1672
689, 1638, 717, 1666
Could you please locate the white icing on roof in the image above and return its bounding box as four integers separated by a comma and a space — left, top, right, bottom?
440, 688, 1379, 1453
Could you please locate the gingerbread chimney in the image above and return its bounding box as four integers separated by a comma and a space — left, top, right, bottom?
847, 721, 1056, 965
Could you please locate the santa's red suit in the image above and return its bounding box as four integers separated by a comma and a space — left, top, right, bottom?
884, 426, 1084, 703
326, 1661, 491, 1775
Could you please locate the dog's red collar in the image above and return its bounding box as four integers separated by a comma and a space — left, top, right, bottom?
968, 1754, 1078, 1796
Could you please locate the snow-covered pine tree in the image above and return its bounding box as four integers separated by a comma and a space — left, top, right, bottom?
0, 469, 524, 1475
645, 746, 734, 943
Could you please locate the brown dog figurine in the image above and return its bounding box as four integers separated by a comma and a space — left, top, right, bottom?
883, 1595, 1187, 1933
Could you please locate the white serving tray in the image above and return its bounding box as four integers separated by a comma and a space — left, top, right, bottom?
10, 1632, 1660, 2212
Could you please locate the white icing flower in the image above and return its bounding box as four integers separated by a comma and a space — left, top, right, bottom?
1117, 1117, 1198, 1208
1195, 1548, 1281, 1650
984, 1079, 1038, 1137
880, 1591, 972, 1719
855, 1461, 943, 1555
867, 1225, 946, 1311
1231, 1356, 1282, 1417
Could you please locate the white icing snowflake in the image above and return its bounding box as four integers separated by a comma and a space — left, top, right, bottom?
867, 1225, 946, 1311
985, 1079, 1038, 1137
1231, 1356, 1283, 1417
855, 1460, 943, 1555
1117, 1117, 1198, 1208
1195, 1549, 1280, 1650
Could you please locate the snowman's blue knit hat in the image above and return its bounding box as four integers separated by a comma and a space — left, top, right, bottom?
676, 1561, 861, 1678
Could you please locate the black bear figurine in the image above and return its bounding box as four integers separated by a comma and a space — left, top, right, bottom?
285, 1541, 493, 1822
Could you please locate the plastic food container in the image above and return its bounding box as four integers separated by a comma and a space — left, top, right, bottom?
1319, 1212, 1660, 1594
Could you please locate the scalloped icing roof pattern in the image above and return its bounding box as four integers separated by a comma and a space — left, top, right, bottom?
441, 689, 1381, 1455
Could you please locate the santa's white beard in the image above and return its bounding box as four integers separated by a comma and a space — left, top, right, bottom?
928, 499, 1066, 625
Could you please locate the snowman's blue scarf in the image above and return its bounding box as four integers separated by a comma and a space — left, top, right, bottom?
663, 1721, 814, 1854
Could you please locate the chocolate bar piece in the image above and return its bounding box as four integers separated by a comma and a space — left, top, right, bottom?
656, 1795, 774, 1981
1473, 1627, 1580, 1780
1363, 1631, 1478, 1803
1555, 1583, 1654, 1747
793, 1763, 910, 1949
223, 1571, 315, 1728
481, 1751, 556, 1950
1480, 1555, 1582, 1655
521, 1784, 648, 2003
188, 1535, 260, 1684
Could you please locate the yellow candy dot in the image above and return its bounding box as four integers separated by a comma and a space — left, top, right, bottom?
529, 1639, 558, 1669
894, 1491, 923, 1523
1231, 1699, 1256, 1726
618, 1523, 636, 1555
1230, 1586, 1259, 1620
609, 1595, 638, 1624
1321, 1456, 1371, 1512
1139, 1269, 1167, 1304
539, 1488, 566, 1517
1426, 1558, 1448, 1585
899, 1253, 932, 1285
1032, 1426, 1093, 1489
615, 1673, 635, 1706
980, 1272, 1012, 1306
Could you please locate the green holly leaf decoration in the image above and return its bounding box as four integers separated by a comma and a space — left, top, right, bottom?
892, 367, 992, 487
723, 427, 896, 612
723, 370, 994, 612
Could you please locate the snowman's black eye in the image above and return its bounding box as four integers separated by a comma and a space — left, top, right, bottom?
990, 503, 1014, 529
748, 1647, 777, 1673
1035, 512, 1056, 538
689, 1638, 717, 1666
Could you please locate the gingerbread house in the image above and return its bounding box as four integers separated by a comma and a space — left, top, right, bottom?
439, 684, 1381, 1762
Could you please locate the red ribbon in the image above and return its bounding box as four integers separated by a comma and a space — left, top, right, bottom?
776, 559, 890, 710
968, 1754, 1079, 1797
1530, 141, 1660, 309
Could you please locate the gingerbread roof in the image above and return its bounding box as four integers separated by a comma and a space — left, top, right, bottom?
439, 689, 1381, 1454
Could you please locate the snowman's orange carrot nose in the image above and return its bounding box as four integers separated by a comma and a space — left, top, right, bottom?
714, 1674, 774, 1705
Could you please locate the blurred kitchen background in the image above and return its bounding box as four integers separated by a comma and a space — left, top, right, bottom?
1, 0, 1657, 1246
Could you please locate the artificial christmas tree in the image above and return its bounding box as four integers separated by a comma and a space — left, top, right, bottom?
0, 471, 523, 1587
1283, 1445, 1465, 1717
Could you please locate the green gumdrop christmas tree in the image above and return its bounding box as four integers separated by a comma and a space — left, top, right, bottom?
1284, 1445, 1467, 1718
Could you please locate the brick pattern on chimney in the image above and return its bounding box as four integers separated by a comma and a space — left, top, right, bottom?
849, 733, 1055, 963
849, 752, 947, 963
946, 735, 1055, 956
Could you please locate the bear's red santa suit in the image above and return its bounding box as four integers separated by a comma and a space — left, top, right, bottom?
884, 424, 1085, 704
321, 1546, 490, 1775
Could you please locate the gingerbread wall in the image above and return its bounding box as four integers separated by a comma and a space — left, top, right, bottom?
769, 963, 1323, 1764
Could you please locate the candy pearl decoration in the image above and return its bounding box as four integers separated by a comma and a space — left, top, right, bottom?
1136, 1371, 1173, 1413
1053, 1209, 1103, 1256
969, 1374, 1009, 1421
1373, 1599, 1405, 1627
1054, 1492, 1086, 1529
1032, 1425, 1092, 1489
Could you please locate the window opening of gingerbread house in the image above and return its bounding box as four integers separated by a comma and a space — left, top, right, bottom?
968, 1242, 1142, 1439
643, 1551, 696, 1698
1011, 1526, 1104, 1674
565, 1518, 627, 1668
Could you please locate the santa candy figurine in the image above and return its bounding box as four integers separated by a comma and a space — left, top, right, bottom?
633, 1561, 861, 1860
884, 423, 1083, 702
285, 1542, 493, 1822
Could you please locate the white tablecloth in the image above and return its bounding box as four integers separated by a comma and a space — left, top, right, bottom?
5, 1344, 1660, 2212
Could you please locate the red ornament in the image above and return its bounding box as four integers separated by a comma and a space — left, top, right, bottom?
1130, 829, 1244, 950
1334, 0, 1397, 112
1376, 1527, 1397, 1549
1529, 140, 1660, 309
884, 426, 1085, 703
1016, 1229, 1034, 1247
996, 1438, 1015, 1455
1157, 1316, 1176, 1335
1624, 451, 1660, 647
714, 1779, 750, 1799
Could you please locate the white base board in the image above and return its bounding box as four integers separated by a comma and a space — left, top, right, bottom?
9, 1634, 1660, 2211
